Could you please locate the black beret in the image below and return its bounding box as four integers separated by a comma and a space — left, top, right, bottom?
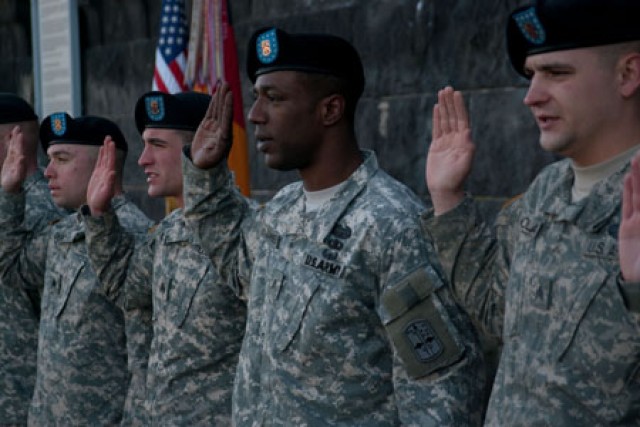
0, 93, 37, 124
40, 113, 128, 153
134, 91, 211, 134
247, 27, 365, 99
507, 0, 640, 77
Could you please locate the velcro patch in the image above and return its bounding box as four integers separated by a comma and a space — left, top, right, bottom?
382, 268, 464, 379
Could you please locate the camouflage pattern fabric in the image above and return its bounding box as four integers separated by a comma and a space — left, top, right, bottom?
83, 207, 247, 426
79, 201, 153, 427
422, 158, 640, 425
0, 170, 64, 426
183, 150, 487, 426
0, 192, 151, 426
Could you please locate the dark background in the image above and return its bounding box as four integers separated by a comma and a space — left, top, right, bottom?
0, 0, 557, 221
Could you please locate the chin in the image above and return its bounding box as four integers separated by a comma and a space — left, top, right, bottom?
265, 157, 296, 172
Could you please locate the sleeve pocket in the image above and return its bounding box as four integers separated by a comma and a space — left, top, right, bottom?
381, 267, 465, 379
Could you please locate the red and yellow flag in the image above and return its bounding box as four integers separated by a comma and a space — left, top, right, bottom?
186, 0, 251, 196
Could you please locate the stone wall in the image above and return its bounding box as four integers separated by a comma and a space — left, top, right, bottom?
1, 0, 557, 221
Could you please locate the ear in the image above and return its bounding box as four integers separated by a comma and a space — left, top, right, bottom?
618, 52, 640, 98
319, 94, 346, 126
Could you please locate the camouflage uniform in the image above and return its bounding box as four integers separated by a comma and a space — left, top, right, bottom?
0, 192, 151, 426
183, 150, 487, 426
0, 170, 64, 425
422, 159, 640, 425
83, 207, 247, 426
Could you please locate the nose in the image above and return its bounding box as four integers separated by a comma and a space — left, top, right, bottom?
247, 98, 265, 125
523, 74, 548, 107
44, 161, 54, 179
138, 145, 152, 166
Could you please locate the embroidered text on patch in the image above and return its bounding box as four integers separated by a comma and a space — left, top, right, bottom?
304, 254, 344, 277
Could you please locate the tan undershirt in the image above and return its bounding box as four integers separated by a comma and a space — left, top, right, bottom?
571, 145, 640, 202
304, 182, 346, 212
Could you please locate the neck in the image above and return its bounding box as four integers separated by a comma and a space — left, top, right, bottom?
300, 140, 362, 191
571, 109, 640, 167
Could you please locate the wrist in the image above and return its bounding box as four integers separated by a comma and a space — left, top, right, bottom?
429, 189, 465, 216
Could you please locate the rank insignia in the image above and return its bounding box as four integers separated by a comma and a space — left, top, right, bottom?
145, 96, 165, 122
405, 319, 443, 363
257, 28, 279, 64
514, 6, 546, 45
50, 112, 67, 136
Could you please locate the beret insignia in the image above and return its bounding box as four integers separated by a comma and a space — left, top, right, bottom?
145, 96, 165, 122
257, 28, 279, 64
514, 7, 546, 45
51, 112, 67, 136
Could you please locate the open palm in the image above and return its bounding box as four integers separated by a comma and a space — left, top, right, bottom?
86, 137, 116, 216
1, 126, 27, 194
425, 87, 475, 214
191, 82, 234, 169
619, 154, 640, 282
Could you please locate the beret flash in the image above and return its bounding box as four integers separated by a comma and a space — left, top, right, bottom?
40, 113, 128, 153
134, 91, 211, 134
247, 27, 365, 99
507, 0, 640, 77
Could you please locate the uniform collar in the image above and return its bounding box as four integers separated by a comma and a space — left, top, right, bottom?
267, 150, 379, 242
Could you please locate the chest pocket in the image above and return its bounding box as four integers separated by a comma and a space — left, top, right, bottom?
258, 238, 322, 353
504, 215, 544, 338
160, 228, 211, 328
47, 255, 85, 319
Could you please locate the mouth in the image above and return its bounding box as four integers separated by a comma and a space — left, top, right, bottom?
256, 137, 272, 153
145, 172, 159, 183
535, 114, 559, 130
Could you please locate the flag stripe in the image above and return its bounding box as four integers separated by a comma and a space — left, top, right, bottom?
152, 0, 189, 94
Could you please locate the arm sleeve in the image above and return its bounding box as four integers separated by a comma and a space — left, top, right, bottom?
421, 196, 513, 340
377, 223, 487, 426
82, 205, 139, 308
182, 149, 256, 300
0, 189, 50, 292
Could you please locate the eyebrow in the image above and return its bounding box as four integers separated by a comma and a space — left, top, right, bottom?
525, 61, 574, 73
144, 137, 169, 144
47, 149, 73, 158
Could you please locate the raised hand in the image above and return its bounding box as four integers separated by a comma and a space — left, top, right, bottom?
619, 153, 640, 282
426, 86, 476, 215
1, 126, 28, 194
191, 81, 234, 169
87, 137, 117, 216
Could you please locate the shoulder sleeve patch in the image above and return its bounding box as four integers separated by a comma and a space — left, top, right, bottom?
381, 268, 465, 379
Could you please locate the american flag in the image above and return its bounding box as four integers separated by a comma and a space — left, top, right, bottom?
152, 0, 189, 93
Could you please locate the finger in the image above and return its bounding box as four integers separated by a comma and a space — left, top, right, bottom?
623, 172, 632, 221
632, 155, 640, 215
10, 126, 25, 157
453, 90, 470, 131
432, 104, 442, 140
437, 88, 452, 134
96, 138, 107, 170
221, 89, 234, 140
214, 81, 226, 123
10, 125, 21, 142
104, 136, 116, 172
443, 86, 458, 133
203, 89, 217, 123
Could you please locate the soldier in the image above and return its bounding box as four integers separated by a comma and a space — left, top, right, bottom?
0, 113, 152, 425
83, 92, 247, 426
423, 0, 640, 424
183, 27, 487, 425
0, 94, 64, 425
